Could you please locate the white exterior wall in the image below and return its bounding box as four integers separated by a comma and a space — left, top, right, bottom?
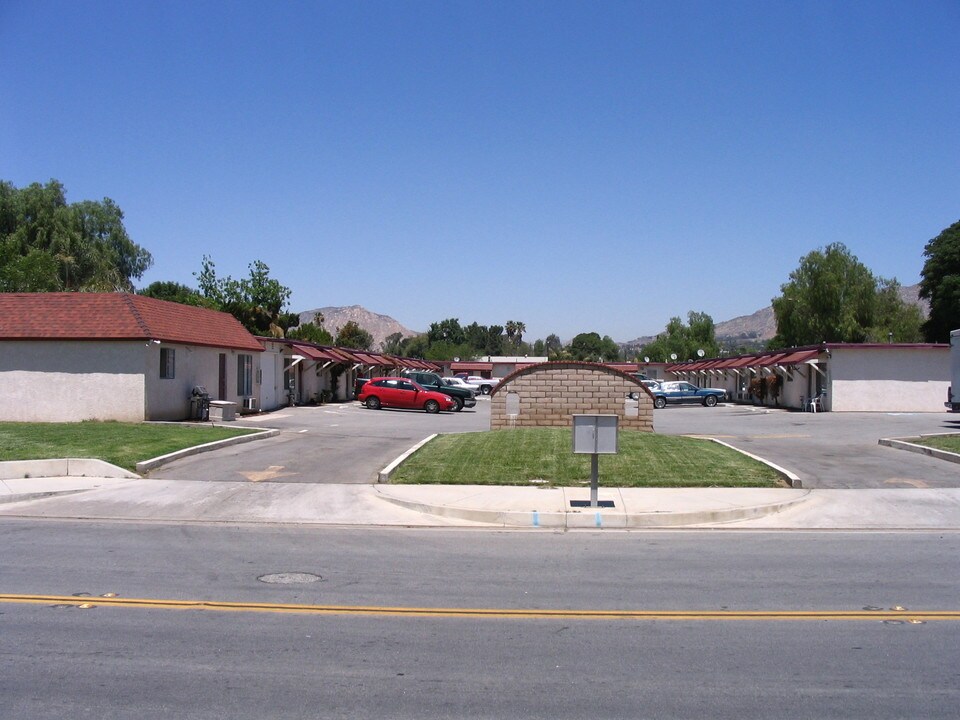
257, 341, 285, 411
144, 343, 242, 420
0, 340, 147, 422
829, 347, 949, 412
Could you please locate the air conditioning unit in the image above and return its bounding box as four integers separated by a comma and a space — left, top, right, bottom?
242, 397, 259, 411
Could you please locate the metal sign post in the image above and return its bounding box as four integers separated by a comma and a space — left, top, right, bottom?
572, 415, 619, 508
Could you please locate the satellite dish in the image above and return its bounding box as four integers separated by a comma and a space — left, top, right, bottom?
670, 353, 677, 361
643, 356, 650, 363
454, 357, 460, 362
697, 349, 705, 357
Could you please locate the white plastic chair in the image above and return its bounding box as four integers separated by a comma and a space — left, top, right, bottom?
809, 392, 825, 413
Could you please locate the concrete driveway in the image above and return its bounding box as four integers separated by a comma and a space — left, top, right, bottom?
148, 398, 491, 484
654, 404, 960, 489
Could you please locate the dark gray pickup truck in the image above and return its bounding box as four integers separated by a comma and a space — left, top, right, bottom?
401, 371, 477, 412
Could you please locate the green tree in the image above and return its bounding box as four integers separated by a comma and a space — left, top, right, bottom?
568, 332, 618, 361
335, 320, 373, 350
427, 318, 465, 346
138, 280, 211, 307
195, 256, 293, 336
544, 333, 563, 357
485, 325, 505, 355
288, 312, 333, 345
532, 339, 545, 355
641, 311, 719, 361
505, 320, 527, 348
0, 179, 152, 292
771, 243, 920, 347
868, 280, 924, 343
382, 332, 405, 355
919, 220, 960, 343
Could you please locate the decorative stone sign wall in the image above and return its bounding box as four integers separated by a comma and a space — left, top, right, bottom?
490, 361, 654, 431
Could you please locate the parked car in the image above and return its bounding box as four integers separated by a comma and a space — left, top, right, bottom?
401, 371, 477, 411
358, 377, 456, 413
652, 381, 726, 408
461, 375, 500, 395
443, 376, 481, 392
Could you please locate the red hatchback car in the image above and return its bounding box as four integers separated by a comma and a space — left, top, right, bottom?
358, 377, 456, 413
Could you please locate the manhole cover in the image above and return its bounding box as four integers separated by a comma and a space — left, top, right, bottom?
258, 572, 321, 584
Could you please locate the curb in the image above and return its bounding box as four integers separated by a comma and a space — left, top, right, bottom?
378, 434, 437, 483
879, 434, 960, 465
703, 437, 802, 488
0, 458, 139, 480
374, 487, 812, 528
136, 428, 280, 473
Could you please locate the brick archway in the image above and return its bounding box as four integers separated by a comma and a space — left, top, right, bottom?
490, 361, 653, 431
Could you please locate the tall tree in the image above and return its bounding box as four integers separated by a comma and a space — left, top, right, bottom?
641, 311, 719, 361
0, 179, 152, 292
288, 312, 333, 345
139, 280, 211, 307
919, 220, 960, 343
770, 243, 920, 347
195, 256, 293, 336
427, 318, 465, 346
335, 320, 373, 350
382, 332, 405, 355
544, 333, 563, 357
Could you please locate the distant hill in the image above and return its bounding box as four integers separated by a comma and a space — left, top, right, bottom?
622, 283, 927, 350
295, 305, 418, 351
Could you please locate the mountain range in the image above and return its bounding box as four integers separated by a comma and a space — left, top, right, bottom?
299, 283, 927, 352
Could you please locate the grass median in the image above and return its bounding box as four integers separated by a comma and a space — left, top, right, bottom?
910, 435, 960, 454
0, 421, 260, 472
390, 428, 784, 488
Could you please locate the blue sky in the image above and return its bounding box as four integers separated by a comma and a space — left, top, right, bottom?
2, 1, 958, 343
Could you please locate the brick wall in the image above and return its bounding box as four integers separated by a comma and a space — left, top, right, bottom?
490, 362, 654, 431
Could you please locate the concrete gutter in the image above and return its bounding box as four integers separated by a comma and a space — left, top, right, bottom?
374, 485, 812, 528
879, 434, 960, 465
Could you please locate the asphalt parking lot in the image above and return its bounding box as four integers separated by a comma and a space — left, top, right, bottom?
653, 403, 960, 489
149, 397, 491, 484
149, 398, 960, 489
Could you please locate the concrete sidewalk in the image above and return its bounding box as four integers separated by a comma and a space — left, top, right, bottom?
3, 465, 960, 529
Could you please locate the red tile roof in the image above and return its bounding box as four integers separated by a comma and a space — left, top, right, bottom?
0, 293, 263, 352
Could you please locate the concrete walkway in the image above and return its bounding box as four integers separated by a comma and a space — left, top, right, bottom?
3, 463, 960, 529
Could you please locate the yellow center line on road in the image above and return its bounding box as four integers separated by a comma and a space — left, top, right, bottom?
1, 594, 958, 622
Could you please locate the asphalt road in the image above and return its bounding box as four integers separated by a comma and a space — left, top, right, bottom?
2, 521, 958, 719
150, 398, 960, 489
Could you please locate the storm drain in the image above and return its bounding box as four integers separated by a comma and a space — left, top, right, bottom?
258, 572, 322, 584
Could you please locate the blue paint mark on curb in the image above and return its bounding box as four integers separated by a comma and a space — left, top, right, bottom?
533, 511, 539, 527
595, 512, 602, 527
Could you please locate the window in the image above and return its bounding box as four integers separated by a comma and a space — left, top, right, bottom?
237, 354, 253, 396
160, 348, 175, 379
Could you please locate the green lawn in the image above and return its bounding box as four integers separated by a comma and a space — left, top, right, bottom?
911, 434, 960, 454
390, 428, 784, 488
0, 421, 259, 472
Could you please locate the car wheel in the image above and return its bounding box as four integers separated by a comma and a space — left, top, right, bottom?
452, 397, 464, 412
703, 395, 718, 407
365, 396, 381, 410
654, 397, 667, 409
481, 385, 491, 395
424, 399, 440, 414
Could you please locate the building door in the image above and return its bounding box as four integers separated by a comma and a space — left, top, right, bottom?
218, 353, 227, 400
